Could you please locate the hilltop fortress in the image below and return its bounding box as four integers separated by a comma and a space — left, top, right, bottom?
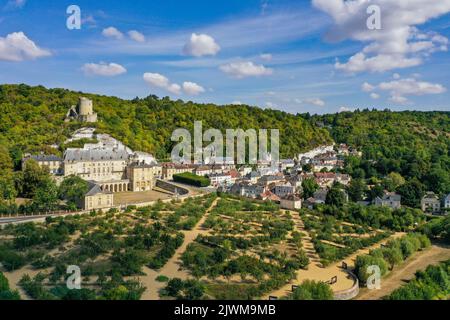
65, 97, 98, 123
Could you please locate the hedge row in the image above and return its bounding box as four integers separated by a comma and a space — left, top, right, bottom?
173, 172, 211, 187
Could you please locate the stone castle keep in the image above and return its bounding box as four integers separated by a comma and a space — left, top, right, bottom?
66, 97, 98, 123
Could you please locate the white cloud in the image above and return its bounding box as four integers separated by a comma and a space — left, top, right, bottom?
304, 98, 326, 107
266, 102, 278, 108
260, 53, 273, 61
362, 82, 375, 92
393, 73, 401, 80
82, 62, 127, 77
102, 27, 124, 40
361, 76, 446, 105
313, 0, 450, 73
0, 32, 51, 62
128, 30, 145, 43
183, 33, 220, 57
143, 72, 173, 90
143, 73, 204, 96
339, 107, 354, 113
220, 61, 273, 78
231, 101, 243, 105
182, 82, 205, 95
4, 0, 26, 10
167, 83, 182, 95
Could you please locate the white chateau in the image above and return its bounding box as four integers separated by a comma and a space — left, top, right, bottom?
24, 98, 162, 210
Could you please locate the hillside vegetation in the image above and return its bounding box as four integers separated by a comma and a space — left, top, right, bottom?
312, 110, 450, 197
0, 84, 331, 160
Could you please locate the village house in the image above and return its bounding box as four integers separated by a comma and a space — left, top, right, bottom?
280, 194, 302, 210
336, 173, 351, 186
209, 172, 233, 188
260, 190, 281, 202
374, 192, 402, 209
272, 183, 296, 198
314, 172, 336, 187
421, 192, 441, 214
81, 182, 114, 211
22, 154, 63, 175
244, 171, 261, 184
162, 163, 195, 180
230, 183, 265, 199
313, 188, 329, 204
258, 175, 285, 187
444, 194, 450, 209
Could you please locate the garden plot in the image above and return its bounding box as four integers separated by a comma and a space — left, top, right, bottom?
177, 197, 310, 300
0, 194, 216, 300
300, 209, 392, 267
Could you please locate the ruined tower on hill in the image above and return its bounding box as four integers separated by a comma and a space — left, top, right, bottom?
65, 97, 98, 123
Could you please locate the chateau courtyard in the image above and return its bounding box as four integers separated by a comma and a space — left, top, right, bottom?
113, 190, 173, 206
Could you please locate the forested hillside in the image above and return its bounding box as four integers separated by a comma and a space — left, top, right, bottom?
0, 84, 331, 161
311, 110, 450, 198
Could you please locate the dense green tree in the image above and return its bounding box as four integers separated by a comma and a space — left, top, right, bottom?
302, 178, 319, 199
59, 175, 89, 207
397, 178, 425, 208
289, 280, 333, 300
325, 184, 347, 207
347, 178, 368, 202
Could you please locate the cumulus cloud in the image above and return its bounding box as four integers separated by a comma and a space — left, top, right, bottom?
302, 98, 326, 107
182, 82, 205, 95
82, 62, 127, 77
0, 32, 51, 62
102, 27, 124, 40
231, 101, 243, 105
313, 0, 450, 73
260, 53, 273, 61
362, 76, 446, 104
143, 73, 205, 96
183, 33, 220, 57
362, 82, 375, 92
220, 61, 273, 78
128, 30, 145, 43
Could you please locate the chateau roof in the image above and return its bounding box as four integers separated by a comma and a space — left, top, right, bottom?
85, 182, 112, 196
29, 155, 62, 162
64, 148, 129, 162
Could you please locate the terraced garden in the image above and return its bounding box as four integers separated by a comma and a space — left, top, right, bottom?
0, 194, 216, 300
169, 196, 310, 300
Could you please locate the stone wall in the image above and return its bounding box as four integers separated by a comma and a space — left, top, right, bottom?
333, 271, 360, 300
156, 179, 189, 195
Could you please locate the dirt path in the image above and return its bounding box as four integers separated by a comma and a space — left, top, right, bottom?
262, 211, 404, 299
356, 244, 450, 300
138, 197, 219, 300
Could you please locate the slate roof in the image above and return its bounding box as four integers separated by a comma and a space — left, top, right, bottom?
30, 155, 62, 162
64, 148, 129, 162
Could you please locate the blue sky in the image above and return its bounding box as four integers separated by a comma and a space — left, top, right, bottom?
0, 0, 449, 114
